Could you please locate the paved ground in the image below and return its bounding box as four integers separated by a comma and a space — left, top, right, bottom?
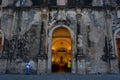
0, 73, 120, 80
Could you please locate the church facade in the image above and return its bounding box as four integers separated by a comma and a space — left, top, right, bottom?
0, 0, 120, 74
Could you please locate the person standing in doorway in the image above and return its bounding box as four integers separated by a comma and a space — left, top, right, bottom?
67, 60, 72, 72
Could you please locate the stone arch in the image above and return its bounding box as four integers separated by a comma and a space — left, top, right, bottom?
48, 25, 76, 73
113, 28, 120, 71
49, 25, 74, 38
114, 28, 120, 56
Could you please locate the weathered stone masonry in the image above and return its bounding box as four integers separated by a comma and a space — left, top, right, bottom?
0, 0, 120, 74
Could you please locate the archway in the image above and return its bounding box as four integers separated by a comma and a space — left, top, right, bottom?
0, 30, 4, 56
48, 25, 76, 73
52, 27, 71, 72
116, 31, 120, 71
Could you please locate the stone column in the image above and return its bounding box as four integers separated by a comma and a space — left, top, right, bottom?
40, 8, 48, 55
77, 59, 86, 74
7, 9, 14, 39
76, 9, 86, 74
105, 10, 119, 73
47, 37, 52, 73
37, 57, 47, 74
37, 8, 48, 74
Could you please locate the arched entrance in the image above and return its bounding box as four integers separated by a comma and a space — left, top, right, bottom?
0, 30, 4, 56
115, 31, 120, 71
48, 25, 76, 73
52, 27, 71, 72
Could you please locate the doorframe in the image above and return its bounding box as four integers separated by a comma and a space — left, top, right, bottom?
47, 25, 76, 73
114, 28, 120, 58
114, 28, 120, 71
0, 30, 4, 56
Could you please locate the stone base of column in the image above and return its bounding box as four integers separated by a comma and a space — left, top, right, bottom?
0, 59, 7, 73
37, 59, 47, 74
77, 59, 86, 74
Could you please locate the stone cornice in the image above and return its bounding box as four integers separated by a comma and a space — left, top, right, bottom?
1, 6, 116, 11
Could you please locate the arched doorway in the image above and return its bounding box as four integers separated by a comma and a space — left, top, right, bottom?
0, 30, 4, 56
116, 31, 120, 71
48, 25, 76, 73
52, 27, 71, 72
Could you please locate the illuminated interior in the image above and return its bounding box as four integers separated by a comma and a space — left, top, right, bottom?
116, 38, 120, 63
116, 32, 120, 70
52, 27, 71, 72
0, 34, 2, 52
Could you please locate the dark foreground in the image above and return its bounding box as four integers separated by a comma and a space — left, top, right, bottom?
0, 73, 120, 80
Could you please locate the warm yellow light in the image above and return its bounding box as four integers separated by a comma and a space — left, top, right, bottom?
52, 47, 55, 50
52, 57, 55, 62
68, 46, 71, 50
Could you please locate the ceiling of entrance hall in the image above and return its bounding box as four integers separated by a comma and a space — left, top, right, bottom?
52, 27, 71, 51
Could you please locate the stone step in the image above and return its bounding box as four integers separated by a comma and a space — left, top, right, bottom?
0, 73, 120, 80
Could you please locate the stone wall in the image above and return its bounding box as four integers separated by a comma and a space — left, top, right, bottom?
0, 59, 7, 73
0, 7, 119, 74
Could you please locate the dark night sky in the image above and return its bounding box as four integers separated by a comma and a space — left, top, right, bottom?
0, 0, 1, 5
116, 0, 120, 4
31, 0, 92, 6
84, 0, 92, 5
31, 0, 120, 6
31, 0, 41, 6
0, 0, 119, 6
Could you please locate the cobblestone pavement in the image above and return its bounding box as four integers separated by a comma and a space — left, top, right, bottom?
0, 73, 120, 80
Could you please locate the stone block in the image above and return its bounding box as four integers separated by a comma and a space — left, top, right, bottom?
77, 59, 86, 74
37, 59, 47, 74
0, 59, 7, 73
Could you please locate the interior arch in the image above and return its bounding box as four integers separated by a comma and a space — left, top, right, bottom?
52, 27, 71, 72
116, 31, 120, 71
